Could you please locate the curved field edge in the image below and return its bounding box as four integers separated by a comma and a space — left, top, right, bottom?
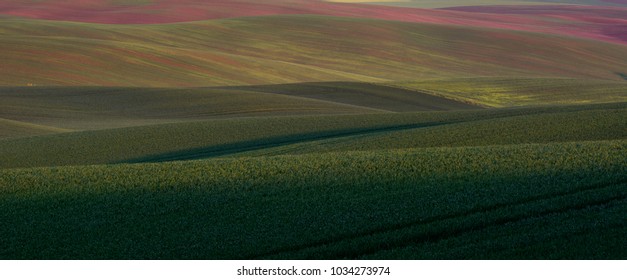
0, 140, 625, 259
0, 102, 624, 169
1, 79, 624, 140
230, 106, 627, 157
0, 85, 389, 134
0, 82, 478, 135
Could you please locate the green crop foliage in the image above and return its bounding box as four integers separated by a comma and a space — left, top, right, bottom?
234, 106, 627, 157
0, 102, 623, 169
0, 90, 624, 261
1, 140, 625, 259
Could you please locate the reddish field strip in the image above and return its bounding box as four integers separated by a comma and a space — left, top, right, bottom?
0, 0, 326, 23
445, 5, 627, 44
0, 0, 626, 44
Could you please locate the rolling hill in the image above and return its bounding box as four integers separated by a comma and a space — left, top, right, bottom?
2, 15, 627, 87
445, 5, 627, 43
1, 100, 625, 259
0, 83, 479, 135
2, 79, 625, 139
0, 86, 385, 132
2, 0, 626, 45
1, 102, 623, 169
1, 138, 625, 259
3, 0, 627, 87
1, 0, 626, 261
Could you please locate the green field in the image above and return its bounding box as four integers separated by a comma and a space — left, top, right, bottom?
0, 83, 477, 135
0, 118, 71, 139
2, 78, 625, 139
0, 86, 380, 134
1, 0, 626, 260
1, 140, 625, 259
1, 100, 626, 259
1, 102, 624, 168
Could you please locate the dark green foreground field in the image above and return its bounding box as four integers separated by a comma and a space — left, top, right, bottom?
1, 94, 625, 259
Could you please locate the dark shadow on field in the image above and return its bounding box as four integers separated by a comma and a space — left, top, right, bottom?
121, 122, 452, 163
2, 172, 625, 259
259, 180, 627, 260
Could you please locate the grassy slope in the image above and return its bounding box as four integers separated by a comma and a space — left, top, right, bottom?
0, 110, 478, 168
2, 100, 625, 259
0, 118, 71, 139
0, 0, 312, 23
0, 0, 627, 45
3, 0, 626, 46
2, 78, 625, 138
2, 16, 627, 86
1, 0, 625, 260
0, 83, 480, 131
1, 140, 625, 259
443, 5, 627, 44
0, 102, 624, 169
225, 82, 480, 112
230, 106, 627, 157
387, 78, 627, 107
0, 86, 385, 132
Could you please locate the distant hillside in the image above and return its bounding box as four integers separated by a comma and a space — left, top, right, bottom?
1, 1, 626, 45
2, 16, 627, 87
446, 5, 627, 43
